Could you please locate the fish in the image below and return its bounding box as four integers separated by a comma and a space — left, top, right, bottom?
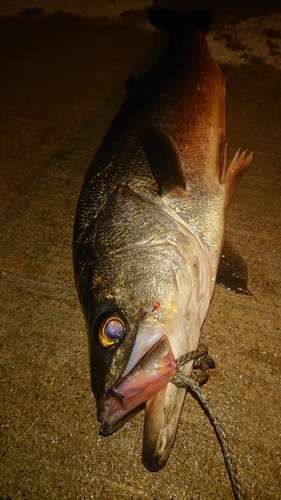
73, 8, 253, 471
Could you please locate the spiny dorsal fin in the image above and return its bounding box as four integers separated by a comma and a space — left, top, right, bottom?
140, 126, 187, 197
225, 150, 253, 206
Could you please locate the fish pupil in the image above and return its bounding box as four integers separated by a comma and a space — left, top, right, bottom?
105, 319, 123, 340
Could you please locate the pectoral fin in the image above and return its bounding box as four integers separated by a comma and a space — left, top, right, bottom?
140, 126, 187, 198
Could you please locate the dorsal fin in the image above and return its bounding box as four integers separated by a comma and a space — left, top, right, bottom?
140, 126, 187, 197
225, 150, 253, 206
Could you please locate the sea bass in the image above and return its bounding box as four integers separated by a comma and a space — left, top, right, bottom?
73, 9, 252, 471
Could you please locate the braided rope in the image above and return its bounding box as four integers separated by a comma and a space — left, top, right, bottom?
172, 347, 245, 500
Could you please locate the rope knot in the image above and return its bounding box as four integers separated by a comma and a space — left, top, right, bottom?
175, 342, 215, 386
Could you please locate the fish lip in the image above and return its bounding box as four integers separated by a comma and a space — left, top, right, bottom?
97, 335, 178, 433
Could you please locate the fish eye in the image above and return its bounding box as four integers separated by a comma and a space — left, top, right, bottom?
98, 314, 125, 347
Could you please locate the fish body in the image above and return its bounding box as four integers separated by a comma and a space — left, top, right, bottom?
73, 9, 252, 471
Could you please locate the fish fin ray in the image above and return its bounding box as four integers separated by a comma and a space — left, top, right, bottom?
140, 126, 187, 198
225, 149, 253, 206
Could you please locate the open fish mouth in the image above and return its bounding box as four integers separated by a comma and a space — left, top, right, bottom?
98, 335, 178, 434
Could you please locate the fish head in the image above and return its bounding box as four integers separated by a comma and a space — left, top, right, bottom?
81, 213, 207, 469
73, 181, 212, 470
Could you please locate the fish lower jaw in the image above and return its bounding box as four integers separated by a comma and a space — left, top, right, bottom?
142, 376, 190, 471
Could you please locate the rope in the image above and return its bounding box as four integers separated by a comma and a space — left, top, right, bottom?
172, 345, 245, 500
176, 343, 215, 385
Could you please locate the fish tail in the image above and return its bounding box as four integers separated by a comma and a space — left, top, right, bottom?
147, 8, 212, 37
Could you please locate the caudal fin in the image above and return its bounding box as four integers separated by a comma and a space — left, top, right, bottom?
147, 8, 212, 37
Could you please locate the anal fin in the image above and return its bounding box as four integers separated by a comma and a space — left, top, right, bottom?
216, 240, 252, 295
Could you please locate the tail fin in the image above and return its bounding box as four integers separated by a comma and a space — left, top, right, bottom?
147, 8, 212, 37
